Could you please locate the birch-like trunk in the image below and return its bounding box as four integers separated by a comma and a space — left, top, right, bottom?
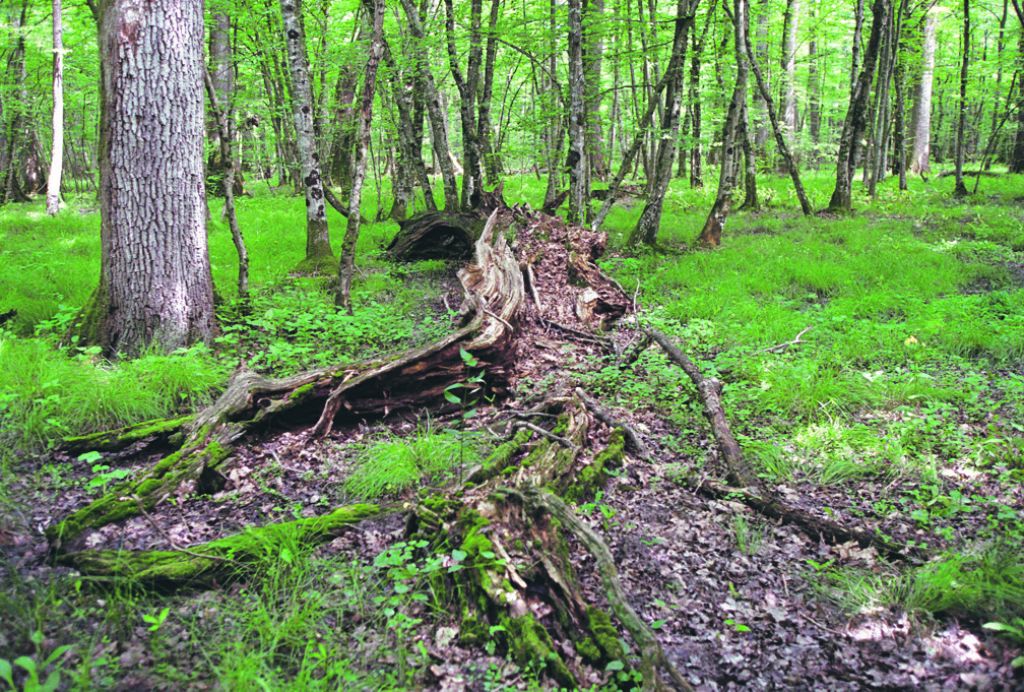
46, 0, 63, 215
909, 11, 937, 174
781, 0, 800, 145
82, 0, 217, 357
280, 0, 333, 264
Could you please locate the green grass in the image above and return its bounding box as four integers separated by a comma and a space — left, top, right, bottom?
345, 427, 484, 500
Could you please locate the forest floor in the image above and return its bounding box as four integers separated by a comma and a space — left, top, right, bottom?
1, 172, 1023, 689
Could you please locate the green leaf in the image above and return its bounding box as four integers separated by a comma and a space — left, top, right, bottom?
605, 660, 625, 672
394, 583, 411, 594
77, 451, 102, 464
279, 548, 294, 564
0, 659, 14, 688
451, 549, 468, 562
650, 619, 667, 630
459, 348, 479, 367
444, 390, 462, 404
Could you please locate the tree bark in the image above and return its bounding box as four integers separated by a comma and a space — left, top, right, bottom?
827, 0, 890, 212
953, 0, 970, 197
584, 0, 608, 180
80, 0, 217, 357
399, 0, 461, 211
910, 11, 937, 175
46, 0, 64, 216
338, 0, 385, 311
444, 0, 485, 210
628, 0, 697, 247
567, 0, 589, 225
696, 0, 749, 246
1011, 32, 1024, 172
280, 0, 333, 266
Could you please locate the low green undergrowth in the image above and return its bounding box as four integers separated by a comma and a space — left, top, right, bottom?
345, 427, 485, 500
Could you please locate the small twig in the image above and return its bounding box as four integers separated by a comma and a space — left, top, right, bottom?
539, 318, 612, 347
512, 420, 575, 449
574, 388, 651, 458
525, 263, 544, 313
757, 326, 813, 354
483, 308, 515, 333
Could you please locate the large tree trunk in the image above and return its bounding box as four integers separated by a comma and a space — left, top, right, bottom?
827, 0, 891, 212
79, 0, 217, 357
478, 0, 502, 185
46, 0, 63, 216
629, 0, 696, 247
280, 0, 333, 267
207, 12, 235, 195
566, 0, 589, 225
909, 11, 937, 175
338, 0, 385, 311
953, 0, 970, 197
807, 0, 821, 160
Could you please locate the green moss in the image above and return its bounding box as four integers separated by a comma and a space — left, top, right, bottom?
291, 253, 337, 277
501, 613, 576, 688
288, 383, 315, 400
586, 606, 622, 660
62, 414, 194, 451
58, 503, 380, 584
564, 428, 625, 503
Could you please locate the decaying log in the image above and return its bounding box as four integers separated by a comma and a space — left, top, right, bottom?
385, 211, 486, 261
57, 504, 382, 587
48, 209, 526, 550
60, 415, 193, 455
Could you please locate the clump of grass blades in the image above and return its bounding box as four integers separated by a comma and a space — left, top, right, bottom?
344, 428, 483, 500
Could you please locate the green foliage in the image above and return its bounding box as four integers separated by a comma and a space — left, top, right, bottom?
344, 427, 484, 500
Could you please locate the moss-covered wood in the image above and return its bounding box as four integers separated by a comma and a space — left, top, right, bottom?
61, 415, 194, 454
59, 503, 380, 586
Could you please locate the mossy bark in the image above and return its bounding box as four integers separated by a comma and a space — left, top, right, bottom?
59, 504, 380, 587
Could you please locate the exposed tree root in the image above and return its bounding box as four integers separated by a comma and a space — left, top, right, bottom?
57, 504, 381, 587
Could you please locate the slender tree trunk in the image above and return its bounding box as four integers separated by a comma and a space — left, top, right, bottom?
743, 16, 813, 214
892, 0, 908, 189
807, 0, 821, 160
280, 0, 332, 266
584, 0, 608, 180
338, 0, 384, 310
400, 0, 460, 211
46, 0, 64, 215
81, 0, 217, 357
697, 0, 749, 246
204, 68, 250, 299
689, 26, 704, 188
953, 0, 970, 197
781, 0, 800, 149
752, 0, 770, 151
739, 103, 759, 209
851, 0, 865, 89
867, 0, 895, 196
479, 0, 502, 185
628, 0, 696, 246
827, 0, 891, 212
567, 0, 589, 224
910, 11, 937, 174
1011, 31, 1024, 172
444, 0, 485, 209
